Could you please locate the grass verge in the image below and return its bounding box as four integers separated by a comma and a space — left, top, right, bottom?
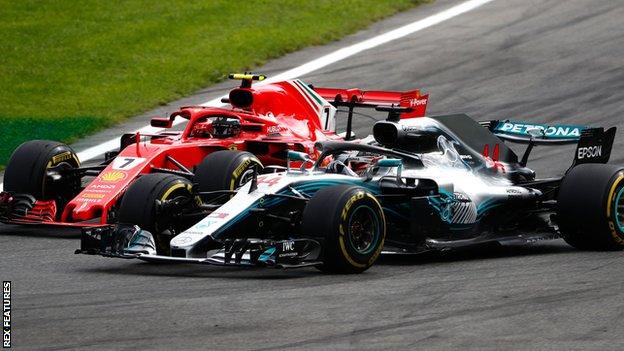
0, 0, 427, 166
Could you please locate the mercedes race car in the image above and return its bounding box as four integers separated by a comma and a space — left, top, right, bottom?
77, 109, 623, 273
0, 74, 428, 228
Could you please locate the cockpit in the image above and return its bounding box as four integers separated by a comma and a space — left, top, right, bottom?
320, 113, 535, 183
190, 116, 242, 139
322, 133, 470, 179
314, 142, 422, 178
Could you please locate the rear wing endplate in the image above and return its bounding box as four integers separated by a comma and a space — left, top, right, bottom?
571, 127, 616, 166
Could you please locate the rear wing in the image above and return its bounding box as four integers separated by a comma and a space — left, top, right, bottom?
480, 119, 616, 166
481, 120, 587, 144
313, 87, 428, 119
314, 87, 428, 140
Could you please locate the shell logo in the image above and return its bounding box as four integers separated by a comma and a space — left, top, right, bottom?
82, 193, 105, 199
100, 171, 127, 183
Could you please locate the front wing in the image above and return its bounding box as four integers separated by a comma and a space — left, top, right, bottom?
75, 224, 324, 269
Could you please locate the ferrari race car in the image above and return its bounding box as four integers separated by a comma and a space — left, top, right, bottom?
0, 74, 428, 228
77, 108, 623, 273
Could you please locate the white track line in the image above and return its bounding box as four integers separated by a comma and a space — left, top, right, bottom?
0, 0, 494, 191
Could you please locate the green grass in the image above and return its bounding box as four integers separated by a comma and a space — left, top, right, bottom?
0, 0, 426, 166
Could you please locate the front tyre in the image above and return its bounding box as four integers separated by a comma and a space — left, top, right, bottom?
4, 140, 81, 215
193, 150, 263, 193
558, 164, 624, 250
117, 173, 194, 255
302, 185, 386, 273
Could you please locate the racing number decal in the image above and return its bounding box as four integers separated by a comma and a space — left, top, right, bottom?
112, 157, 145, 170
256, 175, 281, 187
118, 158, 134, 169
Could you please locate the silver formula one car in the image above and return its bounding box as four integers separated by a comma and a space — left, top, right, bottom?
77, 109, 623, 273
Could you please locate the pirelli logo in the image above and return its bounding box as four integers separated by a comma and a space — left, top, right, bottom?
51, 152, 72, 165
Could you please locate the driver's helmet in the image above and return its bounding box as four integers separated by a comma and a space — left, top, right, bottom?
190, 121, 212, 138
211, 117, 241, 138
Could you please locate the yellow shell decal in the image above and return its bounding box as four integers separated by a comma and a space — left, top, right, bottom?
100, 171, 127, 183
82, 193, 105, 199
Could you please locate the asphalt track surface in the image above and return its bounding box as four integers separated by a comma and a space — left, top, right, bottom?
2, 0, 624, 349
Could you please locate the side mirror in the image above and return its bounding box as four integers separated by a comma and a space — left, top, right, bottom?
377, 158, 402, 168
287, 150, 310, 162
150, 117, 173, 128
287, 150, 312, 172
377, 158, 403, 184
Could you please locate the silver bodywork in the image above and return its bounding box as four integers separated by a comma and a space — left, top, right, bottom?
134, 117, 543, 262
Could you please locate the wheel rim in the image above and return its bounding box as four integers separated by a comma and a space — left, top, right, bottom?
615, 186, 624, 233
238, 168, 255, 188
155, 187, 192, 246
347, 205, 380, 255
44, 161, 79, 201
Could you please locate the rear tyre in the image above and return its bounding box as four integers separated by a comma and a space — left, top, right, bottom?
4, 140, 81, 212
558, 164, 624, 250
302, 185, 386, 274
117, 173, 194, 255
193, 150, 262, 193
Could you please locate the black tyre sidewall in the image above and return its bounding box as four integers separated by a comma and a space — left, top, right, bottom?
194, 150, 262, 192
302, 185, 386, 273
558, 164, 624, 250
117, 173, 193, 254
4, 140, 80, 199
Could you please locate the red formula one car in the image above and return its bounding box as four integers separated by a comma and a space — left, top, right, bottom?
0, 74, 428, 228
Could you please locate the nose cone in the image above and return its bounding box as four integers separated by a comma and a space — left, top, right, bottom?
69, 201, 103, 221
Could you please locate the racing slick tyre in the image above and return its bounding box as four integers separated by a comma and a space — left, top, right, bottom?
4, 140, 81, 213
558, 164, 624, 250
302, 185, 386, 274
117, 173, 194, 255
193, 150, 263, 193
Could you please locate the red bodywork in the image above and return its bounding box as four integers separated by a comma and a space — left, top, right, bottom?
2, 79, 428, 227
